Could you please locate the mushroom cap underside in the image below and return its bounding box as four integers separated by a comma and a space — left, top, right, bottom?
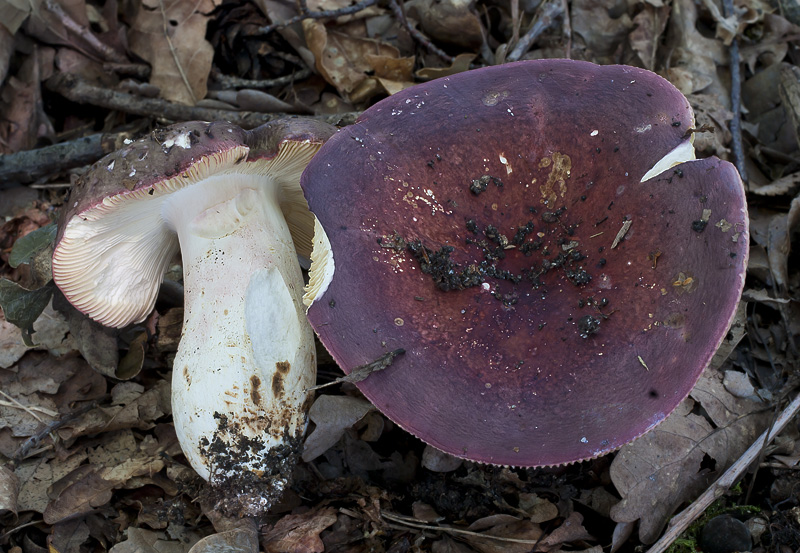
301, 60, 748, 466
53, 119, 334, 328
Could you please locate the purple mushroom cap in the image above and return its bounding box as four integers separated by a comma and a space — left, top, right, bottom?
301, 60, 748, 466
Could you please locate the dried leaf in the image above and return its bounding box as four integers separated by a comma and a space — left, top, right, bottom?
8, 222, 55, 268
537, 512, 593, 550
610, 521, 635, 553
421, 444, 463, 472
750, 171, 800, 196
128, 0, 218, 104
56, 297, 119, 378
464, 516, 542, 553
571, 0, 632, 61
0, 464, 19, 515
0, 23, 11, 91
416, 53, 475, 80
262, 507, 338, 553
188, 527, 258, 553
407, 0, 483, 48
44, 431, 166, 524
14, 452, 87, 514
0, 0, 38, 34
49, 518, 91, 553
303, 395, 374, 461
1, 311, 27, 368
519, 493, 559, 523
0, 54, 43, 155
629, 4, 670, 70
610, 368, 770, 543
767, 212, 790, 291
109, 526, 200, 553
0, 279, 54, 344
722, 370, 757, 398
303, 19, 401, 100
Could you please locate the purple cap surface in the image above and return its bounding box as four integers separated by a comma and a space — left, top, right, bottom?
301, 60, 748, 466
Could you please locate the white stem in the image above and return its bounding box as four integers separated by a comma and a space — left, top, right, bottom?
162, 175, 315, 506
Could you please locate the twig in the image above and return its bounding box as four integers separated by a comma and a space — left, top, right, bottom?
43, 0, 127, 63
12, 397, 109, 462
45, 72, 360, 128
158, 0, 196, 104
248, 0, 379, 36
306, 348, 405, 392
381, 511, 542, 544
722, 0, 747, 183
561, 0, 571, 58
506, 0, 564, 62
388, 0, 455, 64
646, 389, 800, 553
211, 67, 313, 90
103, 62, 152, 79
0, 390, 57, 421
0, 131, 138, 186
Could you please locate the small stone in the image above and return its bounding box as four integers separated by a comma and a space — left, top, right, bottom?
699, 515, 752, 553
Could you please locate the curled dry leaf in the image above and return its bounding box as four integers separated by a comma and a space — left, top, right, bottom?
0, 464, 19, 515
262, 506, 338, 553
303, 19, 401, 101
750, 171, 800, 197
302, 394, 374, 461
128, 0, 219, 104
571, 0, 632, 62
0, 53, 48, 155
628, 4, 670, 70
415, 53, 475, 80
537, 512, 594, 550
421, 444, 464, 472
406, 0, 483, 48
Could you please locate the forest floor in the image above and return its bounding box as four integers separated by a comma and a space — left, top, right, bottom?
1, 0, 800, 551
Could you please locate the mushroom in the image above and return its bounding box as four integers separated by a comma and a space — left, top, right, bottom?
52, 119, 335, 514
301, 60, 748, 466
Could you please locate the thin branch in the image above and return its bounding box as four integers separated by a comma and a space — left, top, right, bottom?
43, 0, 127, 63
45, 72, 360, 128
389, 0, 455, 64
646, 389, 800, 553
248, 0, 379, 36
722, 0, 747, 183
306, 349, 405, 392
12, 397, 110, 462
0, 131, 138, 186
158, 0, 196, 104
506, 0, 564, 62
561, 0, 571, 58
381, 512, 542, 544
211, 67, 313, 90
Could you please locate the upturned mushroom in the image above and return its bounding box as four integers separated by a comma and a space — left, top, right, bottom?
52, 119, 334, 514
301, 60, 748, 466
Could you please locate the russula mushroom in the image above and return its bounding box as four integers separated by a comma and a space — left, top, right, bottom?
301, 60, 748, 466
52, 119, 334, 514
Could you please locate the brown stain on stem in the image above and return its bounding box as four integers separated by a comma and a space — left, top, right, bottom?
250, 375, 261, 405
272, 361, 291, 397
